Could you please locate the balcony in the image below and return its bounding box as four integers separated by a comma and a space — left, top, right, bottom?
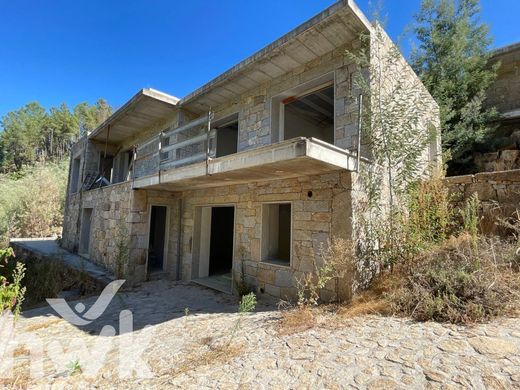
132, 114, 358, 191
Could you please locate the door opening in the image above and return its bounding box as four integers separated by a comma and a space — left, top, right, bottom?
209, 206, 234, 275
148, 205, 167, 272
194, 205, 235, 294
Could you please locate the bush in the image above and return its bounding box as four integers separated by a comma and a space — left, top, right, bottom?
0, 162, 68, 245
0, 247, 26, 315
351, 177, 520, 324
0, 253, 98, 309
387, 234, 520, 323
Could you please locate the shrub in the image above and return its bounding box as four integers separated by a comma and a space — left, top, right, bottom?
349, 177, 520, 324
0, 253, 98, 309
0, 248, 26, 315
296, 239, 353, 306
0, 162, 68, 245
387, 234, 520, 323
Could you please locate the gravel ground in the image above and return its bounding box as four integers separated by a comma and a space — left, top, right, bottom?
2, 280, 519, 389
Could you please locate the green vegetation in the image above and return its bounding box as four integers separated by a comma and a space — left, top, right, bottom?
0, 162, 68, 245
411, 0, 498, 174
66, 359, 82, 376
0, 99, 111, 244
0, 99, 111, 172
0, 247, 26, 316
0, 252, 100, 309
380, 181, 520, 323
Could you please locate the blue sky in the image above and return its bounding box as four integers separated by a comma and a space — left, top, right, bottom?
0, 0, 519, 121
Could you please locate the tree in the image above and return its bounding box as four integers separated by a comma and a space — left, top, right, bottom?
0, 102, 46, 170
73, 98, 112, 136
0, 99, 112, 172
46, 103, 79, 159
411, 0, 498, 174
347, 24, 438, 274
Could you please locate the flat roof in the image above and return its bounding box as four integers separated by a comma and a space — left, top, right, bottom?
88, 0, 372, 143
491, 41, 520, 57
179, 0, 372, 113
89, 88, 179, 144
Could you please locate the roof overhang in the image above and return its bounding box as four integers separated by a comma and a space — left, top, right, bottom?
179, 0, 372, 114
132, 137, 360, 191
89, 88, 179, 144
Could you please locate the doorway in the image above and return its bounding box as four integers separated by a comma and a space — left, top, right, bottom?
148, 205, 168, 273
209, 207, 234, 275
194, 205, 235, 293
79, 208, 93, 257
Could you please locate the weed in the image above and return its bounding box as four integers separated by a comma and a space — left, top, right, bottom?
296, 239, 353, 306
277, 306, 316, 336
0, 248, 26, 316
228, 293, 257, 346
66, 359, 82, 376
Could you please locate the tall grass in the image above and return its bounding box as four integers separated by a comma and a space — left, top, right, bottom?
0, 161, 68, 244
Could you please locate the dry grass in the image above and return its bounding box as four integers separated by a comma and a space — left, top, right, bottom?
386, 234, 520, 323
336, 290, 390, 318
0, 361, 31, 389
24, 318, 62, 332
12, 345, 31, 358
165, 342, 244, 380
277, 306, 317, 336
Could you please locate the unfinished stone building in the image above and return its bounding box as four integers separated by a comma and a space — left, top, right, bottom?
62, 0, 439, 300
474, 41, 520, 172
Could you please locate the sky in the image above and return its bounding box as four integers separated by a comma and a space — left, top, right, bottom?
0, 0, 519, 122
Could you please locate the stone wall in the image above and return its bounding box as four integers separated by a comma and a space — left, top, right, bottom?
487, 43, 520, 114
444, 169, 520, 234
178, 171, 353, 301
188, 42, 361, 155
473, 43, 520, 173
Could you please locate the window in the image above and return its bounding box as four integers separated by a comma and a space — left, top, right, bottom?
214, 114, 239, 157
99, 154, 114, 183
282, 84, 334, 144
115, 149, 134, 183
70, 157, 81, 193
271, 73, 335, 144
262, 203, 291, 265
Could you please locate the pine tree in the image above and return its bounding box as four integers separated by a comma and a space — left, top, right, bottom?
411, 0, 498, 174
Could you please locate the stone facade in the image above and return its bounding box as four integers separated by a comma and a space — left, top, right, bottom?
472, 42, 520, 172
61, 7, 439, 301
444, 169, 520, 234
178, 170, 352, 301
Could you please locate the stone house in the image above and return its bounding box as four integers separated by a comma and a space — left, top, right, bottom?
475, 41, 520, 172
62, 1, 439, 301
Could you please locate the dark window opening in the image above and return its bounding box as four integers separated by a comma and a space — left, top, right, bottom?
283, 84, 334, 144
215, 115, 239, 158
209, 206, 234, 275
262, 203, 291, 265
70, 157, 81, 193
148, 206, 167, 272
116, 149, 134, 183
99, 154, 114, 184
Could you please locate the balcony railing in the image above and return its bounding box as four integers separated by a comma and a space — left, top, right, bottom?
134, 112, 214, 179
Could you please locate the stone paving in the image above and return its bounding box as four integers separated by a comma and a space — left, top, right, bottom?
2, 280, 520, 389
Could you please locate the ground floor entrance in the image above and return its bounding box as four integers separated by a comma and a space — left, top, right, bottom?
148, 205, 168, 273
193, 205, 235, 293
